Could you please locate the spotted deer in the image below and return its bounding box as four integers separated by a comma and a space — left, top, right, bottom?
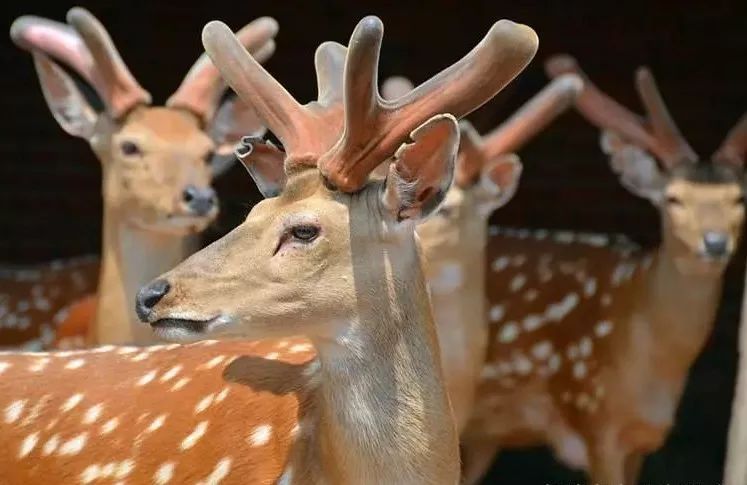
460, 54, 747, 485
1, 8, 275, 348
0, 16, 538, 484
380, 74, 583, 433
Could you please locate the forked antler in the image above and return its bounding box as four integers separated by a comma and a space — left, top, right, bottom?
455, 74, 582, 187
10, 7, 150, 118
545, 54, 697, 169
167, 17, 279, 123
203, 16, 538, 192
713, 113, 747, 168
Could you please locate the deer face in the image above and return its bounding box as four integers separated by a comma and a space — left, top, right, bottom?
100, 107, 218, 234
661, 166, 745, 270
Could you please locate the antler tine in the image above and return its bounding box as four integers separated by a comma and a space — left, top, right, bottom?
713, 112, 747, 168
167, 17, 279, 123
545, 55, 663, 158
481, 73, 583, 158
320, 18, 538, 192
314, 41, 347, 107
635, 67, 697, 166
202, 21, 310, 155
66, 7, 151, 118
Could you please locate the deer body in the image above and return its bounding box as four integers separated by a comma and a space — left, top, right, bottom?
4, 10, 275, 347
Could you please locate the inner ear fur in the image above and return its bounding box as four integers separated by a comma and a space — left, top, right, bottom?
600, 130, 668, 203
382, 114, 459, 222
480, 154, 522, 207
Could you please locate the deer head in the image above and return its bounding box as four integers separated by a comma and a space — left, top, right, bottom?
134, 16, 538, 344
547, 55, 747, 273
10, 8, 275, 235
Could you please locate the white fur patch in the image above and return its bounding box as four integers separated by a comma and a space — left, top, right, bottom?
489, 304, 506, 322
594, 320, 614, 338
498, 322, 520, 343
429, 262, 464, 294
249, 424, 272, 446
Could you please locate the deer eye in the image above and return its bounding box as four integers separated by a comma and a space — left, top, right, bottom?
735, 195, 746, 205
120, 141, 142, 157
666, 195, 683, 206
203, 151, 216, 164
291, 225, 320, 242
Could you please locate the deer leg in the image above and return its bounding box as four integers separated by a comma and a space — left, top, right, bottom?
623, 452, 644, 485
461, 438, 500, 485
587, 439, 625, 485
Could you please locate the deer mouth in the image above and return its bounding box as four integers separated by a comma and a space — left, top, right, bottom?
150, 314, 231, 341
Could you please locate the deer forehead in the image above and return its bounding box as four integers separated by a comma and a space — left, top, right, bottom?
118, 107, 213, 152
666, 179, 743, 203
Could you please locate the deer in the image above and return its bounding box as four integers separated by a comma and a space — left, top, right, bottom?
380, 74, 583, 434
459, 54, 747, 485
1, 7, 275, 349
0, 15, 538, 484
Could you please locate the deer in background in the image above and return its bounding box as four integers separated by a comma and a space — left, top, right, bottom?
460, 54, 747, 485
2, 8, 274, 348
381, 74, 583, 433
0, 16, 537, 483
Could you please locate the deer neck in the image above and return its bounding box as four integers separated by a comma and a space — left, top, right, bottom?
638, 245, 725, 373
308, 236, 459, 484
94, 205, 197, 345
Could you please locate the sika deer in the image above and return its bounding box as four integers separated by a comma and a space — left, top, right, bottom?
2, 8, 274, 348
0, 16, 537, 484
460, 55, 747, 485
382, 74, 583, 433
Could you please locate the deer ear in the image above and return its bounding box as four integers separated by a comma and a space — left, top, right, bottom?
381, 114, 459, 223
600, 130, 667, 203
235, 136, 286, 198
478, 154, 523, 213
209, 96, 267, 177
33, 53, 97, 140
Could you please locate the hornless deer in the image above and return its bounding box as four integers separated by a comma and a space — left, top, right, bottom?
0, 16, 537, 484
381, 74, 583, 433
1, 8, 274, 348
460, 55, 747, 485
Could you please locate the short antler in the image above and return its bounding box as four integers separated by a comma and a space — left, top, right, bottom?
167, 17, 279, 123
11, 8, 151, 118
545, 54, 696, 169
455, 74, 582, 187
204, 16, 538, 192
713, 113, 747, 168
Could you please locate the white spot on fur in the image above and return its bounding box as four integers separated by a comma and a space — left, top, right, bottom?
181, 421, 208, 450
579, 336, 593, 357
18, 432, 39, 458
215, 388, 230, 403
489, 304, 506, 322
566, 344, 580, 361
146, 414, 167, 433
59, 432, 87, 455
491, 256, 510, 272
170, 377, 191, 391
195, 394, 215, 414
545, 293, 579, 321
509, 274, 527, 292
197, 457, 232, 485
531, 341, 553, 361
82, 404, 103, 424
131, 352, 150, 362
201, 356, 226, 369
154, 462, 176, 484
498, 322, 520, 343
512, 254, 527, 267
548, 354, 562, 373
554, 231, 575, 244
575, 393, 590, 410
595, 320, 614, 338
0, 361, 10, 374
4, 399, 26, 423
42, 434, 60, 456
600, 294, 612, 306
522, 314, 545, 332
160, 365, 182, 382
117, 347, 138, 355
289, 343, 312, 354
611, 261, 636, 286
583, 278, 597, 298
513, 353, 533, 375
249, 424, 272, 446
29, 357, 50, 372
266, 352, 279, 360
65, 358, 85, 370
137, 370, 157, 386
524, 289, 538, 302
573, 361, 588, 380
101, 417, 119, 435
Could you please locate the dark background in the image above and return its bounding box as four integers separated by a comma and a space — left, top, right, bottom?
1, 0, 745, 483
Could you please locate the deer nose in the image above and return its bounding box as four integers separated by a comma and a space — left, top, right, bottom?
182, 185, 217, 216
702, 231, 729, 257
135, 279, 171, 322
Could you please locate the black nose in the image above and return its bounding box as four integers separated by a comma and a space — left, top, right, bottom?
135, 279, 170, 322
182, 185, 217, 216
703, 231, 729, 257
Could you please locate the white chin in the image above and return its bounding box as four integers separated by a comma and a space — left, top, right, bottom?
152, 327, 204, 343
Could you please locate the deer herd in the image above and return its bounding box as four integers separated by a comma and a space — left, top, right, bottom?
0, 7, 745, 485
